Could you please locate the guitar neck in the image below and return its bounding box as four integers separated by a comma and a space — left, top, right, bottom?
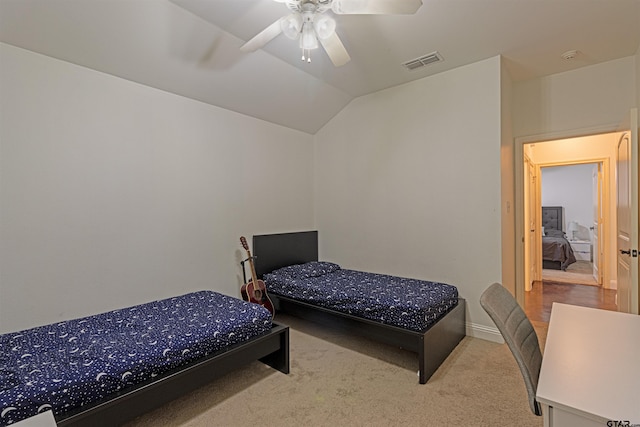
247, 249, 259, 283
240, 236, 261, 284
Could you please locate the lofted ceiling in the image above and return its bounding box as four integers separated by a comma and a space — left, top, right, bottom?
1, 0, 639, 134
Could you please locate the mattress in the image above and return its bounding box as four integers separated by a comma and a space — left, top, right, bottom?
542, 235, 577, 270
264, 262, 458, 332
0, 291, 272, 426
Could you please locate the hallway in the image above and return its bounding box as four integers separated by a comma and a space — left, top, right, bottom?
541, 260, 597, 286
525, 280, 617, 324
524, 280, 617, 346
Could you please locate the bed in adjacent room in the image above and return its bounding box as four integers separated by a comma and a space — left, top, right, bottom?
541, 206, 577, 271
252, 231, 465, 384
0, 291, 289, 427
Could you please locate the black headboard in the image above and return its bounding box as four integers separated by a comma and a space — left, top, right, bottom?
542, 206, 563, 231
253, 231, 318, 278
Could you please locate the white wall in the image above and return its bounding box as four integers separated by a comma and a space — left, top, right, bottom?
2, 42, 637, 339
513, 56, 636, 137
314, 56, 503, 340
500, 58, 516, 296
0, 43, 314, 333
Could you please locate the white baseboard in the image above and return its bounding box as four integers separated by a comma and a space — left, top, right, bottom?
466, 322, 504, 343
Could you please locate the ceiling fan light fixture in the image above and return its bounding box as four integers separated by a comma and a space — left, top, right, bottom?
314, 15, 336, 39
300, 22, 319, 50
281, 14, 302, 39
244, 0, 423, 66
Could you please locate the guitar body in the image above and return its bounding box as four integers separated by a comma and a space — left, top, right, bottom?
240, 236, 275, 317
244, 279, 274, 315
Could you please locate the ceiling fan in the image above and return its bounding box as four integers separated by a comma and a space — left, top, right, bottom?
240, 0, 423, 67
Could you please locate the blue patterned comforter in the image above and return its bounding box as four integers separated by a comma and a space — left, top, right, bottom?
0, 291, 272, 426
264, 262, 458, 332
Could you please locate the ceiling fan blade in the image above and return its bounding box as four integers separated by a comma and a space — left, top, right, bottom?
320, 32, 351, 67
240, 18, 283, 53
332, 0, 422, 15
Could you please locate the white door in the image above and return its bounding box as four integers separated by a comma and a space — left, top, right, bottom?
616, 108, 638, 314
530, 163, 539, 284
524, 158, 536, 291
591, 164, 602, 284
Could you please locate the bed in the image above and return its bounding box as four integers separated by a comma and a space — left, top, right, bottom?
541, 206, 577, 271
0, 291, 289, 426
252, 231, 466, 384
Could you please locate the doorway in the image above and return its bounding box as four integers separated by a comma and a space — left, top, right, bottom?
520, 132, 622, 319
539, 163, 600, 286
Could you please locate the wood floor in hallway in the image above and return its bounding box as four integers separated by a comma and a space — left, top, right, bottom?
525, 280, 618, 324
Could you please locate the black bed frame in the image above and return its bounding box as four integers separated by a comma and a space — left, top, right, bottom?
542, 206, 564, 270
253, 231, 466, 384
55, 323, 289, 426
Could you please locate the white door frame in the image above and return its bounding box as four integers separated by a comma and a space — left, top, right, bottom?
523, 155, 537, 291
533, 159, 607, 285
593, 162, 604, 284
514, 125, 619, 307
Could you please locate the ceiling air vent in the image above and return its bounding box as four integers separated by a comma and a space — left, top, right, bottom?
402, 51, 443, 71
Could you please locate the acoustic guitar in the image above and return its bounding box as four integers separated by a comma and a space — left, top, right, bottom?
240, 236, 274, 317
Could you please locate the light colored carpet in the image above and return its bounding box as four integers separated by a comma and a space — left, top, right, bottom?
542, 260, 597, 285
124, 314, 543, 427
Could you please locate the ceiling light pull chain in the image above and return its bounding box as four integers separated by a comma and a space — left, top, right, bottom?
302, 48, 311, 63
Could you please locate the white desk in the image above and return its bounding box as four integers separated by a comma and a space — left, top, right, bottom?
537, 303, 640, 426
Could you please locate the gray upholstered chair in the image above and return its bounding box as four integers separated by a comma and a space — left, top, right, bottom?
480, 282, 542, 416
